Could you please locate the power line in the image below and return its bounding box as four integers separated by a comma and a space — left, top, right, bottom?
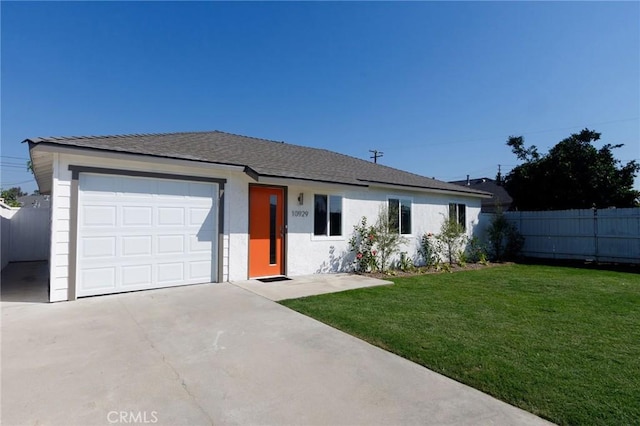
0, 164, 29, 169
0, 155, 29, 160
1, 179, 34, 186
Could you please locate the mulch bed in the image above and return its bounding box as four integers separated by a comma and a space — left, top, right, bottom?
363, 262, 511, 279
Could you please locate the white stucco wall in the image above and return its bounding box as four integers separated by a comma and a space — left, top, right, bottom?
225, 176, 250, 281
45, 150, 483, 301
284, 183, 482, 276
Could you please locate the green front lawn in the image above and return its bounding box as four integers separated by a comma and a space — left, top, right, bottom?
281, 265, 640, 425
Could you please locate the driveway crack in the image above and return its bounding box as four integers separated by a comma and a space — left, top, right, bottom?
118, 299, 215, 426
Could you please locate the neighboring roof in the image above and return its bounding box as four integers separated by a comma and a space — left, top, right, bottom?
26, 130, 489, 197
17, 194, 50, 208
449, 177, 513, 208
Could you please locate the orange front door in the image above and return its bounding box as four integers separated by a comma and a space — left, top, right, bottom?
249, 186, 284, 278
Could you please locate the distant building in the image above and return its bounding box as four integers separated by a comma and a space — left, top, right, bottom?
449, 176, 512, 213
17, 195, 51, 208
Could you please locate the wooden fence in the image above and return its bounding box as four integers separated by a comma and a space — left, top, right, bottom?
500, 208, 640, 264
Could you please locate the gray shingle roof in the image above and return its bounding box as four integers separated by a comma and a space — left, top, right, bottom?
450, 177, 513, 210
26, 130, 489, 197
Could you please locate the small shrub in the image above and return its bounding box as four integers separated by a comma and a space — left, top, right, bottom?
487, 210, 525, 261
398, 251, 414, 272
419, 233, 439, 269
457, 251, 467, 267
467, 236, 488, 263
505, 226, 525, 259
348, 208, 409, 273
374, 206, 408, 272
435, 218, 468, 265
348, 217, 379, 273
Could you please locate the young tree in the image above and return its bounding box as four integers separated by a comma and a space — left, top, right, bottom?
504, 129, 639, 210
435, 217, 467, 265
374, 205, 407, 272
487, 210, 524, 261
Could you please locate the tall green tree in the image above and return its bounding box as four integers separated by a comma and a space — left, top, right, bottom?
504, 129, 639, 210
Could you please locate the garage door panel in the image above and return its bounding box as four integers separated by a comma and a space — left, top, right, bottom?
82, 237, 116, 258
189, 261, 212, 280
189, 182, 215, 198
122, 206, 153, 226
77, 173, 218, 297
81, 174, 120, 195
189, 235, 212, 252
157, 235, 185, 254
157, 263, 185, 283
83, 206, 117, 227
122, 265, 152, 287
158, 207, 185, 226
81, 267, 117, 291
121, 177, 154, 196
189, 208, 213, 226
122, 236, 152, 256
158, 180, 189, 197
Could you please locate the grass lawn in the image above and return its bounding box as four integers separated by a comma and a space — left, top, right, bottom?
280, 264, 640, 425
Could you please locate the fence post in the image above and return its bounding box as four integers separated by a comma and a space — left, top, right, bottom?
593, 206, 598, 262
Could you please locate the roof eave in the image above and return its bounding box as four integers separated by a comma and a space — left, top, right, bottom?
252, 173, 368, 188
28, 141, 54, 194
360, 179, 493, 198
27, 142, 247, 173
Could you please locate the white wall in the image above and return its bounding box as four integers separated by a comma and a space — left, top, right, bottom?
46, 151, 484, 300
284, 183, 482, 275
9, 208, 51, 262
49, 152, 246, 301
1, 207, 15, 270
475, 213, 495, 245
1, 205, 50, 270
225, 176, 250, 281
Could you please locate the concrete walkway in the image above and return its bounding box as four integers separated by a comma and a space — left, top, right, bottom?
1, 261, 49, 305
231, 273, 393, 301
1, 264, 553, 426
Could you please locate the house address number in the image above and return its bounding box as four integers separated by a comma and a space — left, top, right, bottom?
291, 210, 309, 217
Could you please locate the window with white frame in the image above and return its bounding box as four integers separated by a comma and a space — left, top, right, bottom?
388, 198, 412, 235
314, 194, 342, 236
449, 203, 466, 230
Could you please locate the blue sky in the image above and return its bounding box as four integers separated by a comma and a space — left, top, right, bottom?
2, 1, 639, 194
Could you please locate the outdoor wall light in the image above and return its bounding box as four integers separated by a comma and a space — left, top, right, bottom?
297, 193, 304, 205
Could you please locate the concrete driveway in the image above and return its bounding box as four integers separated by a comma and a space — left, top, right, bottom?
2, 274, 552, 425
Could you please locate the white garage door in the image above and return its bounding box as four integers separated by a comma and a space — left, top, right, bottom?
77, 173, 218, 297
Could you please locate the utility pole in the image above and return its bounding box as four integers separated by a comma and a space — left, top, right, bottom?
496, 164, 502, 185
369, 149, 384, 164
